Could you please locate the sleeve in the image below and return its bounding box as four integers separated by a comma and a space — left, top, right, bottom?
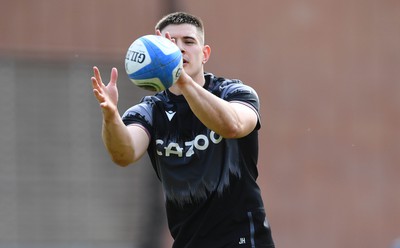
220, 81, 261, 130
121, 96, 154, 137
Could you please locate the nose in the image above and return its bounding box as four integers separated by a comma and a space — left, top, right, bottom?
174, 40, 185, 53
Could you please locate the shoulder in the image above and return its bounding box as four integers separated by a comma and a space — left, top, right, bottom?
205, 72, 259, 105
205, 72, 241, 90
121, 91, 168, 127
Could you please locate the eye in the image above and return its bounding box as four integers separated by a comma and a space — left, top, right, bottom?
184, 38, 196, 45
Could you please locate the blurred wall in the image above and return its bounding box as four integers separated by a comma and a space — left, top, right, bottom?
1, 0, 399, 248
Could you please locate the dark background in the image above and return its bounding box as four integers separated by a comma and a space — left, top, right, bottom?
0, 0, 399, 248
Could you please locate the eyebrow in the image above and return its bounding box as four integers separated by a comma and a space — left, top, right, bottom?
171, 34, 203, 44
185, 36, 198, 41
172, 35, 196, 40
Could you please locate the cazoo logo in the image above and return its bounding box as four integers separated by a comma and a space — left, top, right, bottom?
156, 131, 223, 157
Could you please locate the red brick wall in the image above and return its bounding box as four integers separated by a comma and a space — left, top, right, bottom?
1, 1, 399, 247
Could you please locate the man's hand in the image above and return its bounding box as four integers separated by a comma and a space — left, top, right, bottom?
91, 66, 119, 117
155, 29, 174, 42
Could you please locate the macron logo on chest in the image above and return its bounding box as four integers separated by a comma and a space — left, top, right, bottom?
165, 110, 176, 121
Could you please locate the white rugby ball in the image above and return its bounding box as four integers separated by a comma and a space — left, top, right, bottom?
125, 35, 183, 92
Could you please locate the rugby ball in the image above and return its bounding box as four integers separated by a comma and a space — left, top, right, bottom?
125, 35, 183, 92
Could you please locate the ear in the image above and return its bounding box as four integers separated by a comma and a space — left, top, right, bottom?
202, 45, 211, 64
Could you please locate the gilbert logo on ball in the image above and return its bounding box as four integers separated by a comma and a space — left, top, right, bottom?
125, 35, 183, 92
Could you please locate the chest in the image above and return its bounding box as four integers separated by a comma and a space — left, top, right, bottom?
152, 100, 206, 140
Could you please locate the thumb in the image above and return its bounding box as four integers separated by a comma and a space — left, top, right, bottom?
109, 67, 118, 86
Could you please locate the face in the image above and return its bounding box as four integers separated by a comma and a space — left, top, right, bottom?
161, 24, 210, 83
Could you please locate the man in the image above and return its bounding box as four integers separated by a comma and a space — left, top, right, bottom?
91, 12, 275, 248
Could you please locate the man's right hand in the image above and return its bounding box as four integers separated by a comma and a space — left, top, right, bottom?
91, 66, 119, 118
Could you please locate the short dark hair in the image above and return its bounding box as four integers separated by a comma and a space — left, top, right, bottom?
155, 12, 205, 43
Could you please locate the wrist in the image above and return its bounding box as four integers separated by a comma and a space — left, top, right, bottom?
102, 108, 121, 123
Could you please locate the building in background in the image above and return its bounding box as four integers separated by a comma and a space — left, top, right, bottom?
0, 1, 399, 248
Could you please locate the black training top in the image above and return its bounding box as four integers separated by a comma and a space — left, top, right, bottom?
122, 73, 274, 248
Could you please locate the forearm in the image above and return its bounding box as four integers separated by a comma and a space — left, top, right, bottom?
177, 78, 245, 138
101, 111, 135, 166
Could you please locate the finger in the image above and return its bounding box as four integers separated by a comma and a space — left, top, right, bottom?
91, 76, 101, 91
162, 32, 176, 44
93, 66, 99, 78
91, 76, 98, 89
155, 29, 162, 36
109, 67, 118, 86
93, 88, 105, 104
93, 66, 103, 85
